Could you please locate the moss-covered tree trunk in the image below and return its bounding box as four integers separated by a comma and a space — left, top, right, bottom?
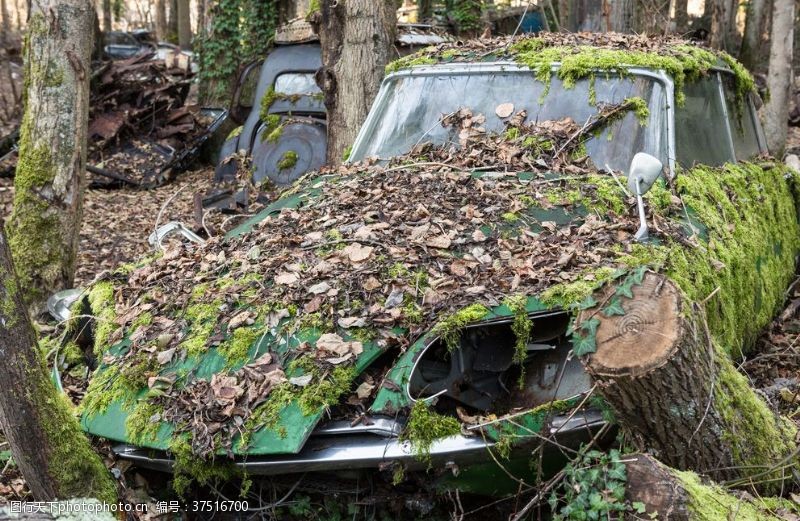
577, 272, 797, 493
0, 228, 116, 502
312, 0, 396, 164
624, 454, 792, 520
7, 0, 93, 313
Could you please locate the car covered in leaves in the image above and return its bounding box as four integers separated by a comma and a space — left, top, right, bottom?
67, 33, 798, 501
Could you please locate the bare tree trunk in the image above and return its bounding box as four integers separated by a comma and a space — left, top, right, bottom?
763, 0, 794, 155
155, 0, 167, 40
739, 0, 768, 70
176, 0, 191, 50
418, 0, 433, 21
709, 0, 737, 50
313, 0, 396, 164
101, 0, 110, 31
673, 0, 689, 33
167, 0, 178, 43
577, 272, 797, 493
6, 0, 93, 313
0, 229, 116, 502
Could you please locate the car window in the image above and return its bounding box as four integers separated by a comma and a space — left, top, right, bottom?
274, 72, 321, 95
238, 63, 263, 109
721, 75, 761, 160
674, 74, 734, 167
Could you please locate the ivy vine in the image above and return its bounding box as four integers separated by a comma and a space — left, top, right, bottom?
195, 0, 278, 104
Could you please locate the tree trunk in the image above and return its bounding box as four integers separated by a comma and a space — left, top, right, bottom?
624, 454, 787, 519
7, 0, 93, 314
709, 0, 737, 50
176, 0, 191, 50
673, 0, 689, 34
0, 229, 116, 502
155, 0, 167, 40
577, 272, 797, 493
101, 0, 110, 31
739, 0, 768, 71
195, 0, 204, 36
167, 0, 178, 43
313, 0, 396, 165
763, 0, 794, 155
418, 0, 433, 21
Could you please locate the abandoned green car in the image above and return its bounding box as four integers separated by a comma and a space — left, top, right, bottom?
63, 34, 799, 499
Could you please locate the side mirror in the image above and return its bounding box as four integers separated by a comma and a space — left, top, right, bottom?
627, 152, 663, 241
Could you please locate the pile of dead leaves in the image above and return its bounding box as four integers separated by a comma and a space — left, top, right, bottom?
85, 104, 682, 457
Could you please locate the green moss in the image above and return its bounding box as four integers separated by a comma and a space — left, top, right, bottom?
664, 163, 800, 357
179, 302, 221, 358
125, 400, 163, 446
713, 345, 797, 493
259, 86, 279, 122
217, 326, 260, 368
540, 267, 617, 309
277, 150, 298, 171
129, 311, 152, 332
169, 436, 236, 498
88, 282, 116, 356
31, 354, 117, 503
624, 96, 650, 125
226, 125, 243, 140
400, 400, 461, 464
385, 53, 437, 75
1, 270, 18, 326
509, 40, 743, 106
388, 37, 754, 110
431, 303, 490, 351
241, 359, 356, 447
504, 295, 532, 371
675, 468, 783, 520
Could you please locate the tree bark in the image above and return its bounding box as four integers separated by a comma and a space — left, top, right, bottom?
176, 0, 191, 50
313, 0, 396, 165
624, 454, 787, 519
155, 0, 167, 40
739, 0, 768, 71
101, 0, 110, 31
763, 0, 794, 155
0, 229, 116, 502
7, 0, 93, 314
673, 0, 689, 34
708, 0, 737, 50
577, 272, 797, 493
167, 0, 178, 43
418, 0, 433, 21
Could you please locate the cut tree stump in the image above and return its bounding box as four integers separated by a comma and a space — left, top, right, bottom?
623, 453, 792, 520
576, 271, 797, 493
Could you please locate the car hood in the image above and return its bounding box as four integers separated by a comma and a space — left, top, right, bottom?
77, 151, 685, 458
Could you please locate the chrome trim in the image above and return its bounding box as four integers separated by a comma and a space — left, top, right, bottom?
148, 221, 205, 250
113, 411, 606, 476
314, 418, 403, 437
716, 72, 738, 162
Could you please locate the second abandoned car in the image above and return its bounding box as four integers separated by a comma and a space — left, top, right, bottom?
65, 34, 797, 497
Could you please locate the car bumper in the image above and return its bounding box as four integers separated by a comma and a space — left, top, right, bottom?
112, 411, 606, 476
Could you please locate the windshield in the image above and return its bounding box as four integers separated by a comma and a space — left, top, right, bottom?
350, 68, 667, 172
